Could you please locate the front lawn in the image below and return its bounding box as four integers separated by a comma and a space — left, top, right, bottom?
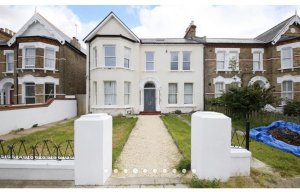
0, 116, 137, 167
161, 114, 300, 177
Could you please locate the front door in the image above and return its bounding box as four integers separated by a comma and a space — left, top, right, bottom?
144, 89, 156, 112
9, 89, 14, 104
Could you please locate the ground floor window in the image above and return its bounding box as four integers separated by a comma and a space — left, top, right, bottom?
124, 82, 130, 105
168, 83, 178, 104
282, 81, 293, 104
184, 83, 193, 104
215, 82, 224, 98
25, 82, 35, 104
104, 81, 116, 105
45, 83, 55, 102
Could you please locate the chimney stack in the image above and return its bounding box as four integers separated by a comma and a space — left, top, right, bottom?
184, 21, 197, 39
70, 37, 81, 50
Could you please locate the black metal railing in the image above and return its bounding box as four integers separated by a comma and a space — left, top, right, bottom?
0, 139, 74, 160
231, 128, 247, 149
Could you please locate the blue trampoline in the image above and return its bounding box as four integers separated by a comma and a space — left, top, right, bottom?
250, 121, 300, 157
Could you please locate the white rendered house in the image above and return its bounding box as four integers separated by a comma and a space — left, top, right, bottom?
84, 12, 204, 115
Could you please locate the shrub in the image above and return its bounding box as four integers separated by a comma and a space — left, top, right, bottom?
284, 100, 300, 116
176, 158, 190, 171
175, 110, 182, 114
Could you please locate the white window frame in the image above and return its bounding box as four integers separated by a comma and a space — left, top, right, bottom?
170, 52, 179, 71
93, 81, 97, 105
216, 51, 225, 70
44, 47, 56, 70
24, 47, 36, 69
184, 83, 193, 104
183, 51, 191, 71
281, 80, 293, 104
281, 47, 293, 69
104, 45, 116, 67
215, 82, 225, 98
124, 82, 131, 105
168, 83, 178, 104
24, 82, 35, 104
104, 81, 116, 105
92, 46, 97, 68
124, 47, 131, 69
5, 51, 14, 73
145, 51, 155, 71
251, 48, 264, 72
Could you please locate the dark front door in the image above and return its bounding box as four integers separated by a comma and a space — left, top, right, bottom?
144, 89, 156, 112
9, 89, 14, 104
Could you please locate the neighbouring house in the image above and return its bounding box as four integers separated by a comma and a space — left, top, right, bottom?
84, 12, 205, 115
201, 13, 300, 106
0, 12, 86, 106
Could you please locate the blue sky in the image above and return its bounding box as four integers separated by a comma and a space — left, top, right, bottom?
0, 5, 299, 47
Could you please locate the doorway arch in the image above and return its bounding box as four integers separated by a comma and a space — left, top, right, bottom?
139, 77, 161, 112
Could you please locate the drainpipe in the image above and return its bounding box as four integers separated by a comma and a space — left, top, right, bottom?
203, 44, 206, 111
88, 42, 91, 113
16, 42, 19, 104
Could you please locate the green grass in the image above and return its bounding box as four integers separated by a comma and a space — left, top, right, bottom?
161, 114, 191, 170
187, 177, 220, 188
1, 116, 138, 167
163, 114, 300, 177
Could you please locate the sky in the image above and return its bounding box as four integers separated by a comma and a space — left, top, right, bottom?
0, 5, 300, 48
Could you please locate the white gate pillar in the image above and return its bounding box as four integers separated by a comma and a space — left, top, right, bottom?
191, 111, 231, 181
74, 113, 112, 185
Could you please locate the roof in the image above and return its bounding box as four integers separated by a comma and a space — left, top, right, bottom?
0, 40, 8, 46
141, 38, 201, 44
83, 12, 140, 43
255, 14, 300, 44
206, 38, 264, 44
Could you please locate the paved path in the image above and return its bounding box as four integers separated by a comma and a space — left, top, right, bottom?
111, 115, 183, 179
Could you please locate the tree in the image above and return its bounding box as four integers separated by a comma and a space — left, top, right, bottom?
219, 84, 276, 120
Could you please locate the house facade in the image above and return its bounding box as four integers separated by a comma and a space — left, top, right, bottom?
84, 12, 205, 115
202, 14, 300, 105
0, 13, 86, 106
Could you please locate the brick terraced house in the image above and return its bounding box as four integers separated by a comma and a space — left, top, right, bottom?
198, 13, 300, 105
0, 12, 86, 105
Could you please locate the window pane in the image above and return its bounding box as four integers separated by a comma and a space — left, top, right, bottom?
146, 62, 154, 70
105, 46, 115, 56
25, 83, 35, 104
105, 58, 116, 66
124, 82, 130, 105
104, 81, 116, 105
171, 52, 178, 61
7, 53, 14, 72
184, 83, 193, 104
146, 52, 154, 61
93, 47, 97, 67
171, 62, 178, 70
216, 52, 225, 61
168, 83, 177, 104
183, 62, 190, 70
183, 52, 191, 61
124, 47, 130, 68
45, 83, 55, 102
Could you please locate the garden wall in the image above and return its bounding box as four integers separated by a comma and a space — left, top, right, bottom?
0, 99, 77, 135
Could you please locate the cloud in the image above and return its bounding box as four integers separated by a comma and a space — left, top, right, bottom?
0, 5, 97, 48
132, 5, 300, 38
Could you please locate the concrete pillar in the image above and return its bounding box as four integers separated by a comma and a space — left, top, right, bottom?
191, 111, 231, 181
74, 113, 112, 185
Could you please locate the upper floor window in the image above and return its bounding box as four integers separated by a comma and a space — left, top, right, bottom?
281, 47, 292, 69
104, 45, 116, 67
124, 47, 131, 69
24, 48, 36, 68
215, 82, 224, 98
215, 48, 240, 71
93, 46, 97, 68
282, 80, 293, 104
44, 48, 55, 70
170, 52, 179, 70
184, 83, 193, 104
5, 52, 14, 73
183, 51, 191, 70
145, 51, 154, 71
252, 51, 263, 71
216, 51, 225, 70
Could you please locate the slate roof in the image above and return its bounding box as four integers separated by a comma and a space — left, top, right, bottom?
140, 38, 201, 44
206, 38, 264, 44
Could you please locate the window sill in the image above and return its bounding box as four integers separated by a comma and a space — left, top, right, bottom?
278, 66, 300, 72
91, 66, 134, 71
166, 104, 196, 108
2, 72, 14, 76
215, 70, 241, 74
91, 105, 133, 109
144, 70, 156, 72
252, 70, 266, 74
16, 68, 59, 73
168, 70, 194, 72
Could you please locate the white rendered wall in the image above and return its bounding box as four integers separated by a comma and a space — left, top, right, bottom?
0, 160, 74, 180
0, 100, 77, 135
75, 113, 112, 185
191, 111, 231, 181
